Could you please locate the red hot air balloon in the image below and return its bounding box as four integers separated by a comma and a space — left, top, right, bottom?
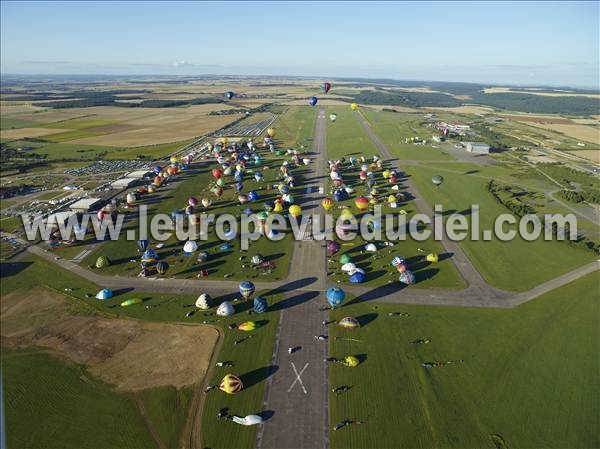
212, 168, 223, 179
321, 82, 331, 94
359, 171, 367, 182
355, 196, 370, 212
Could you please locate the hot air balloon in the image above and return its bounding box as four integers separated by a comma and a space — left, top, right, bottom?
350, 103, 359, 111
289, 204, 302, 217
156, 261, 169, 275
216, 301, 234, 316
183, 240, 198, 253
239, 281, 255, 300
195, 293, 212, 309
273, 202, 284, 212
225, 91, 235, 100
219, 374, 243, 394
264, 201, 274, 212
399, 270, 416, 285
329, 113, 337, 122
432, 175, 444, 187
153, 176, 162, 186
321, 82, 331, 94
349, 272, 366, 283
343, 355, 359, 367
327, 240, 341, 256
391, 256, 405, 267
137, 239, 149, 252
267, 128, 276, 137
95, 289, 113, 300
253, 296, 268, 313
212, 168, 223, 179
238, 194, 249, 204
322, 197, 334, 211
97, 210, 105, 221
339, 253, 352, 264
354, 196, 369, 212
213, 187, 223, 198
126, 192, 137, 205
426, 253, 439, 263
202, 198, 212, 208
326, 287, 345, 308
232, 415, 263, 426
309, 96, 318, 106
153, 165, 162, 174
188, 197, 198, 207
167, 166, 178, 176
141, 249, 158, 263
338, 317, 360, 330
238, 321, 257, 332
120, 298, 142, 307
95, 255, 110, 268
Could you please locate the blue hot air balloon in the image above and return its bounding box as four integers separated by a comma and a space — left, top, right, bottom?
235, 172, 244, 182
309, 96, 318, 106
349, 272, 366, 283
264, 201, 274, 212
137, 239, 149, 252
239, 281, 256, 300
236, 181, 244, 192
399, 270, 416, 285
153, 165, 162, 174
326, 287, 345, 308
253, 296, 268, 313
225, 91, 235, 100
391, 256, 405, 267
248, 191, 259, 201
254, 172, 263, 182
141, 249, 158, 263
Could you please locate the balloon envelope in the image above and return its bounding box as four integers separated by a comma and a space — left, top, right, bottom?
432, 175, 444, 186
321, 82, 331, 93
216, 301, 235, 316
219, 374, 243, 394
326, 287, 345, 308
339, 316, 360, 329
309, 96, 318, 106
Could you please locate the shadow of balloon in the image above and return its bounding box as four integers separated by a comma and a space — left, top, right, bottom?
264, 277, 317, 297
241, 365, 279, 390
269, 290, 319, 311
355, 313, 378, 327
258, 410, 275, 421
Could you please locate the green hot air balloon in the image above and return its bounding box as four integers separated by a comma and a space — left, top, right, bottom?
95, 255, 111, 269
432, 175, 444, 187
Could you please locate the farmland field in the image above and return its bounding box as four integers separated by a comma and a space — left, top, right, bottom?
328, 272, 599, 449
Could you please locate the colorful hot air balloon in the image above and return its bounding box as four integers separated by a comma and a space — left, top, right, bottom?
338, 316, 360, 330
202, 198, 212, 208
329, 113, 337, 122
326, 287, 345, 308
432, 175, 444, 187
212, 168, 223, 179
239, 281, 255, 300
219, 374, 243, 394
321, 82, 331, 94
354, 196, 369, 212
350, 103, 359, 111
327, 240, 341, 256
120, 298, 142, 307
156, 261, 168, 275
188, 196, 198, 207
322, 197, 334, 211
225, 91, 235, 100
137, 239, 149, 252
267, 128, 276, 137
399, 270, 416, 285
253, 296, 268, 313
309, 96, 318, 106
289, 204, 302, 217
238, 321, 257, 331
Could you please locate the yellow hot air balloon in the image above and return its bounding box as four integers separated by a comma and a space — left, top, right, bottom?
267, 128, 276, 137
273, 202, 284, 212
219, 374, 243, 394
221, 137, 228, 145
382, 169, 391, 179
350, 103, 359, 111
399, 209, 407, 215
322, 197, 334, 211
426, 253, 439, 263
344, 355, 360, 367
238, 321, 257, 331
340, 207, 353, 219
387, 194, 396, 203
289, 204, 302, 217
170, 156, 178, 163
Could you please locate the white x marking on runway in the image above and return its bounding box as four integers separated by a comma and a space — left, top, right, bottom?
288, 362, 309, 394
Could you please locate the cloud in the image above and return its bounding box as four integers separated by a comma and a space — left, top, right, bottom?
173, 60, 194, 68
22, 60, 73, 65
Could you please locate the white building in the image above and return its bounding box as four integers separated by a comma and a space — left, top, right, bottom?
70, 198, 102, 212
110, 178, 139, 189
126, 170, 151, 179
465, 142, 491, 154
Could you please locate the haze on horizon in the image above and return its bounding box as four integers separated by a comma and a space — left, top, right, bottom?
1, 1, 598, 89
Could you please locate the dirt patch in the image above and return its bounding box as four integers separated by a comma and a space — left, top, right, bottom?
526, 123, 600, 144
1, 287, 219, 391
502, 114, 573, 124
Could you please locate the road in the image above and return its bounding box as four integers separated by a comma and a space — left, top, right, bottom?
257, 107, 329, 449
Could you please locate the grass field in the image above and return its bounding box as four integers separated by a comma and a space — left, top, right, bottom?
328, 272, 599, 449
2, 348, 158, 449
404, 164, 595, 290
361, 109, 457, 161
326, 108, 378, 159
272, 106, 316, 148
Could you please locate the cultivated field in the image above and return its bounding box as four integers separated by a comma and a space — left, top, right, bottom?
484, 86, 600, 99
1, 127, 73, 140
525, 122, 600, 144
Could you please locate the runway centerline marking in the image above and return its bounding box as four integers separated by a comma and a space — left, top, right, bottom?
288, 362, 309, 394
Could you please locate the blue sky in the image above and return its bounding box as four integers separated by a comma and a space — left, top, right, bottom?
1, 1, 598, 87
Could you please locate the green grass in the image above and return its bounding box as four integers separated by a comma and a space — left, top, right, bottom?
2, 347, 157, 449
326, 108, 378, 159
42, 118, 116, 130
362, 109, 456, 161
404, 164, 595, 290
1, 198, 17, 209
139, 386, 193, 449
104, 139, 195, 160
272, 106, 317, 148
328, 272, 600, 449
2, 139, 119, 160
0, 116, 40, 130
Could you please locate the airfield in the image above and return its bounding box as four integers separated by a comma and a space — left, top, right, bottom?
1, 78, 599, 449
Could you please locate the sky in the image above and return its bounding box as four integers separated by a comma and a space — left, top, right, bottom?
1, 1, 598, 88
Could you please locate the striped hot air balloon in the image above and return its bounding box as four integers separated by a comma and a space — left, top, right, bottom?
338, 317, 360, 330
219, 374, 243, 394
